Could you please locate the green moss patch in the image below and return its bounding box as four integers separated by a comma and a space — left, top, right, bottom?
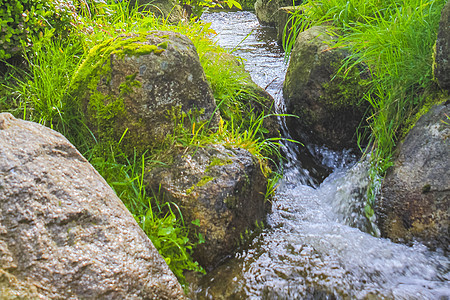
66, 33, 169, 154
205, 156, 233, 172
186, 176, 215, 194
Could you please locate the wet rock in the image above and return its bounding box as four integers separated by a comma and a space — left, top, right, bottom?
0, 113, 185, 299
71, 31, 218, 156
283, 26, 369, 150
434, 1, 450, 92
145, 144, 270, 269
377, 103, 450, 251
128, 0, 185, 23
255, 0, 302, 27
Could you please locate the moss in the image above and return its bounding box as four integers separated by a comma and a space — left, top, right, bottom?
237, 220, 265, 247
400, 92, 447, 139
66, 33, 169, 155
157, 41, 169, 49
186, 176, 214, 194
422, 184, 431, 193
185, 187, 194, 195
224, 196, 237, 209
205, 156, 232, 172
119, 73, 142, 95
320, 62, 369, 110
122, 44, 159, 56
197, 176, 214, 187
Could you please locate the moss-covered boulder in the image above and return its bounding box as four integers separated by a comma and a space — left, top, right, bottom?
70, 31, 218, 156
434, 1, 450, 92
128, 0, 185, 23
145, 144, 270, 270
377, 102, 449, 251
283, 26, 369, 150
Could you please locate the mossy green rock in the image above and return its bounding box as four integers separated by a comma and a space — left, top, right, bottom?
377, 103, 449, 251
145, 144, 270, 270
71, 31, 218, 156
283, 26, 369, 150
434, 1, 450, 92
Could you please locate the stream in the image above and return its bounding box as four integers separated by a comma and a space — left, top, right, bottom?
192, 11, 450, 299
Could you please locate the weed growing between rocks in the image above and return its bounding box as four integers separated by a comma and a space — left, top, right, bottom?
283, 0, 447, 224
0, 0, 279, 288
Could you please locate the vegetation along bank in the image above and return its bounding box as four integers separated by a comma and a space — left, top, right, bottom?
0, 0, 448, 297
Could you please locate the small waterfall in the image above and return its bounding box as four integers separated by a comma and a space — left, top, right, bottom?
319, 156, 380, 235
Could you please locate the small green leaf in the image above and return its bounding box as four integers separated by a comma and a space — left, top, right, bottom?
158, 226, 175, 236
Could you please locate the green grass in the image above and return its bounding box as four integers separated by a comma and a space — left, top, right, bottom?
283, 0, 446, 223
1, 31, 84, 132
0, 0, 280, 287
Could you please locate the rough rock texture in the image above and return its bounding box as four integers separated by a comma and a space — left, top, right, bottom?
283, 26, 369, 150
75, 31, 218, 156
377, 103, 450, 251
0, 113, 185, 299
255, 0, 302, 27
434, 1, 450, 92
128, 0, 185, 23
145, 144, 270, 270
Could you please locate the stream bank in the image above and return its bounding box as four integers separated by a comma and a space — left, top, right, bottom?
190, 10, 450, 299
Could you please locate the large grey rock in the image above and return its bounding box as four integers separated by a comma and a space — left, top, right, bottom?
0, 113, 185, 299
434, 1, 450, 91
377, 102, 450, 251
283, 26, 369, 150
145, 144, 270, 270
71, 31, 218, 157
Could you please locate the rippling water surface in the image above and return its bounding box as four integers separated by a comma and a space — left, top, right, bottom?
193, 11, 450, 299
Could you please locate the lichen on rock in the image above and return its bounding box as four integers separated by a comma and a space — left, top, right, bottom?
68, 31, 218, 156
377, 102, 449, 251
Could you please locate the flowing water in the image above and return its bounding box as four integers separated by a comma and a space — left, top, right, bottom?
192, 11, 450, 299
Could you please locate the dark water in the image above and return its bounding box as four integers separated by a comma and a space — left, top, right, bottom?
192, 11, 450, 299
